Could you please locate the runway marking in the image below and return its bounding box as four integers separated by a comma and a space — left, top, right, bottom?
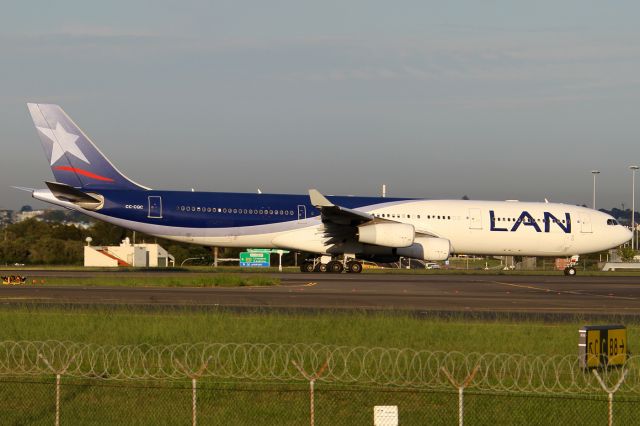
264, 281, 318, 289
490, 281, 638, 301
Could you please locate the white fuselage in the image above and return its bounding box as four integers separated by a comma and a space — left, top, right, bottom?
33, 189, 631, 258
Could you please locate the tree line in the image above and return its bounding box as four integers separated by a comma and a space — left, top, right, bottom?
0, 218, 216, 266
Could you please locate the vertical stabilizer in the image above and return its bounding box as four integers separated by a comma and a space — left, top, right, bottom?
27, 103, 148, 190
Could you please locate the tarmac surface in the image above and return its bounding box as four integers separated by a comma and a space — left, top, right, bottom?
1, 271, 640, 315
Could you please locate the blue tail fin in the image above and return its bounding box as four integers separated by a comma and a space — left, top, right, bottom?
27, 103, 148, 190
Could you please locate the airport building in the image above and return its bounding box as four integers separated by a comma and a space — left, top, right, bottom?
15, 210, 45, 222
84, 238, 175, 268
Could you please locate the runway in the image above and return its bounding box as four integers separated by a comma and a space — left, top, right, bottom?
1, 272, 639, 315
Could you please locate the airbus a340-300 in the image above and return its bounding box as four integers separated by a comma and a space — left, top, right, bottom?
20, 104, 631, 275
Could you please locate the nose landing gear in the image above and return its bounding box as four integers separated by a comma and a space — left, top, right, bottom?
563, 255, 580, 276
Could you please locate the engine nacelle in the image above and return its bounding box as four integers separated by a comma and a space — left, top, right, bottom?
396, 237, 450, 261
358, 223, 415, 248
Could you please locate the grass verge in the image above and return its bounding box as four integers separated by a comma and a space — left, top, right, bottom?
27, 274, 281, 287
0, 307, 637, 424
0, 305, 636, 354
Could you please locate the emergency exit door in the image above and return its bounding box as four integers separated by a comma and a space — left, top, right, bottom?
469, 208, 482, 229
297, 205, 307, 224
148, 196, 163, 219
580, 213, 592, 233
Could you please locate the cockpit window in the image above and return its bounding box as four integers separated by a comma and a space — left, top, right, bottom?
607, 219, 618, 226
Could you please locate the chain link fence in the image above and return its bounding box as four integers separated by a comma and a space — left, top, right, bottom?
0, 341, 638, 425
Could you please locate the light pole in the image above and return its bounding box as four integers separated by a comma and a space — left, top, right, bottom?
181, 256, 204, 267
591, 170, 600, 210
631, 166, 639, 251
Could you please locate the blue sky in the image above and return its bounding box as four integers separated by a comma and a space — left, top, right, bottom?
1, 1, 640, 210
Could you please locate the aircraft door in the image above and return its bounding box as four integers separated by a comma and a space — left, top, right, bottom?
579, 213, 592, 233
148, 196, 163, 219
297, 205, 307, 224
469, 208, 482, 230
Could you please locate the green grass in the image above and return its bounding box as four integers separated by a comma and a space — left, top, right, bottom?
0, 379, 633, 425
0, 307, 638, 425
0, 306, 636, 355
11, 274, 279, 287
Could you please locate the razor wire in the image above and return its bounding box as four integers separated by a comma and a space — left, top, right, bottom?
0, 341, 638, 394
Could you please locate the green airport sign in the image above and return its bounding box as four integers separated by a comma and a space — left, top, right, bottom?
240, 251, 270, 267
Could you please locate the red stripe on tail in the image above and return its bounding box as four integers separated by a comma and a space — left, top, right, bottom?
54, 166, 114, 182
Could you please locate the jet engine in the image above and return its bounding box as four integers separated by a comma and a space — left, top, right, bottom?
357, 222, 415, 248
396, 237, 450, 261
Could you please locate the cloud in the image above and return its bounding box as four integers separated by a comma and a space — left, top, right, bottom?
0, 25, 171, 54
54, 25, 161, 39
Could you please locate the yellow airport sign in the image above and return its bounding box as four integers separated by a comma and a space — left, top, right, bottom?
579, 325, 627, 369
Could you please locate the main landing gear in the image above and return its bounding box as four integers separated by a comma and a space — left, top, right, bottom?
300, 257, 363, 273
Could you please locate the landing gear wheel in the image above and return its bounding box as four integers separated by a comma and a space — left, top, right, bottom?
327, 260, 344, 273
300, 262, 314, 273
315, 263, 328, 273
564, 267, 577, 276
346, 261, 363, 274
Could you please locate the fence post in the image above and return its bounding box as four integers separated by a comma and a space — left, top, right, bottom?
175, 357, 212, 426
292, 359, 330, 426
55, 373, 60, 426
592, 369, 628, 426
38, 353, 77, 426
192, 378, 197, 426
441, 365, 480, 426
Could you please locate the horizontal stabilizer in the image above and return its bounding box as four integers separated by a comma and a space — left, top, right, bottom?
45, 181, 103, 208
11, 186, 36, 193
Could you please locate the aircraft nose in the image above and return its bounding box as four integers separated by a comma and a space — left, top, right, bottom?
620, 227, 633, 245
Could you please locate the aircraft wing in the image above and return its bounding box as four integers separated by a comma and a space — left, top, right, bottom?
309, 189, 374, 226
308, 189, 439, 238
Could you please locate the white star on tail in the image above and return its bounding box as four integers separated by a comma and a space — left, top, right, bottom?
36, 122, 90, 166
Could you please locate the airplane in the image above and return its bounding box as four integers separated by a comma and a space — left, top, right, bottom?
20, 103, 631, 276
